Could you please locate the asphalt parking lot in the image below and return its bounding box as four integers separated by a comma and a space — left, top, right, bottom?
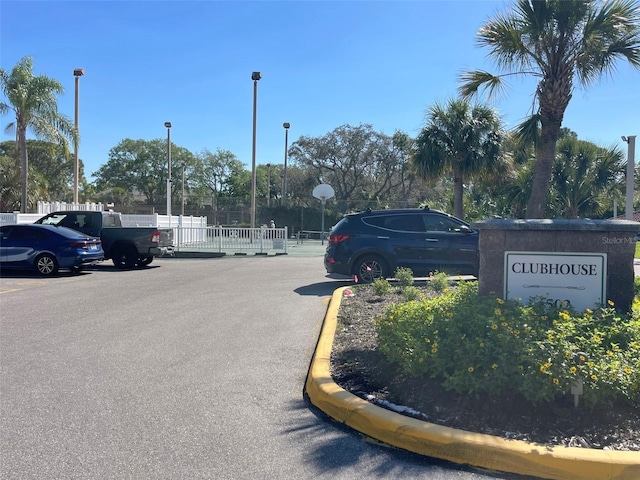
1, 255, 529, 480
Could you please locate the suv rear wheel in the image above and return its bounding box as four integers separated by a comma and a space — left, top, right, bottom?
353, 255, 388, 283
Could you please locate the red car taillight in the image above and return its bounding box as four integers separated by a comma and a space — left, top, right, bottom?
151, 231, 161, 243
329, 234, 350, 243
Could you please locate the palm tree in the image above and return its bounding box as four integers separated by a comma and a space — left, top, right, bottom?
549, 137, 624, 218
0, 56, 76, 212
413, 98, 505, 221
459, 0, 640, 219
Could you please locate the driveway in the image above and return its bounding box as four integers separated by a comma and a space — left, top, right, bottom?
1, 256, 535, 479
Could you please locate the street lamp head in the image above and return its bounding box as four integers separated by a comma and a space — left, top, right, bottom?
73, 68, 85, 77
622, 136, 629, 143
251, 72, 262, 81
164, 122, 172, 128
283, 122, 290, 129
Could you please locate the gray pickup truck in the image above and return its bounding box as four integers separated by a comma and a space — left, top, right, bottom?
36, 210, 174, 268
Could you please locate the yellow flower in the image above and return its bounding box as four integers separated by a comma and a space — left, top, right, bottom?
553, 378, 560, 385
624, 367, 632, 374
479, 342, 485, 348
496, 298, 504, 304
593, 335, 602, 343
579, 355, 587, 362
491, 324, 498, 330
491, 363, 498, 370
607, 299, 614, 306
468, 366, 474, 373
518, 365, 524, 371
591, 374, 598, 380
569, 366, 577, 373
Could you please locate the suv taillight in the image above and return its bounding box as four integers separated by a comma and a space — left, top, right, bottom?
329, 234, 350, 243
151, 231, 160, 243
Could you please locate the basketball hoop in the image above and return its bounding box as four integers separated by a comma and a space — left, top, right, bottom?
312, 184, 335, 246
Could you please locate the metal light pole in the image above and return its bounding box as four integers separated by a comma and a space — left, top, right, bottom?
282, 122, 290, 207
266, 163, 271, 207
250, 72, 261, 229
73, 68, 85, 204
623, 135, 637, 220
181, 162, 186, 216
165, 122, 172, 216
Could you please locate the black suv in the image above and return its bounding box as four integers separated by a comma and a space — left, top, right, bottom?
324, 207, 479, 283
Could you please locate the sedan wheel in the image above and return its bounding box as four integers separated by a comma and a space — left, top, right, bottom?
35, 254, 59, 276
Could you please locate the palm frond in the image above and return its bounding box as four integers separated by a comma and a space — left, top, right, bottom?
458, 70, 505, 100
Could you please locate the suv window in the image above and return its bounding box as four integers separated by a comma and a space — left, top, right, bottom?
364, 214, 425, 232
424, 214, 465, 232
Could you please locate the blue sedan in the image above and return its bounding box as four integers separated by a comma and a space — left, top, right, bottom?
0, 224, 104, 276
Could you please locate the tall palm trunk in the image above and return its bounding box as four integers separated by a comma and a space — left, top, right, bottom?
526, 69, 571, 219
526, 124, 559, 218
453, 167, 464, 220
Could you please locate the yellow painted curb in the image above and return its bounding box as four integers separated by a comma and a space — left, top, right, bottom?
305, 287, 640, 480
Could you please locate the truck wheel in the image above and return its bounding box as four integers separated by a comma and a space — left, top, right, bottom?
138, 256, 154, 266
35, 253, 59, 276
112, 245, 137, 269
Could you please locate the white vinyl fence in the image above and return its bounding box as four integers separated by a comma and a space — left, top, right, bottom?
1, 203, 288, 255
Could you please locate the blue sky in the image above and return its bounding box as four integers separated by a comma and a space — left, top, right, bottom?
1, 0, 638, 181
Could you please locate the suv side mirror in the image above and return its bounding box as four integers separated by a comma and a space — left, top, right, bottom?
451, 225, 473, 234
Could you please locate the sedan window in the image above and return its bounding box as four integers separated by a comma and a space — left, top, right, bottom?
12, 227, 49, 241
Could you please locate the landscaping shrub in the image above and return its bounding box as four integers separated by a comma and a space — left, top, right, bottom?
394, 267, 414, 288
376, 281, 640, 406
427, 271, 450, 293
371, 278, 392, 295
402, 285, 423, 301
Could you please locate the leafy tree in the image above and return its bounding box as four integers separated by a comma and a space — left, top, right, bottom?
0, 153, 19, 212
289, 124, 417, 213
0, 56, 76, 212
460, 0, 640, 219
190, 148, 246, 222
93, 138, 194, 207
0, 140, 91, 208
413, 98, 505, 221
